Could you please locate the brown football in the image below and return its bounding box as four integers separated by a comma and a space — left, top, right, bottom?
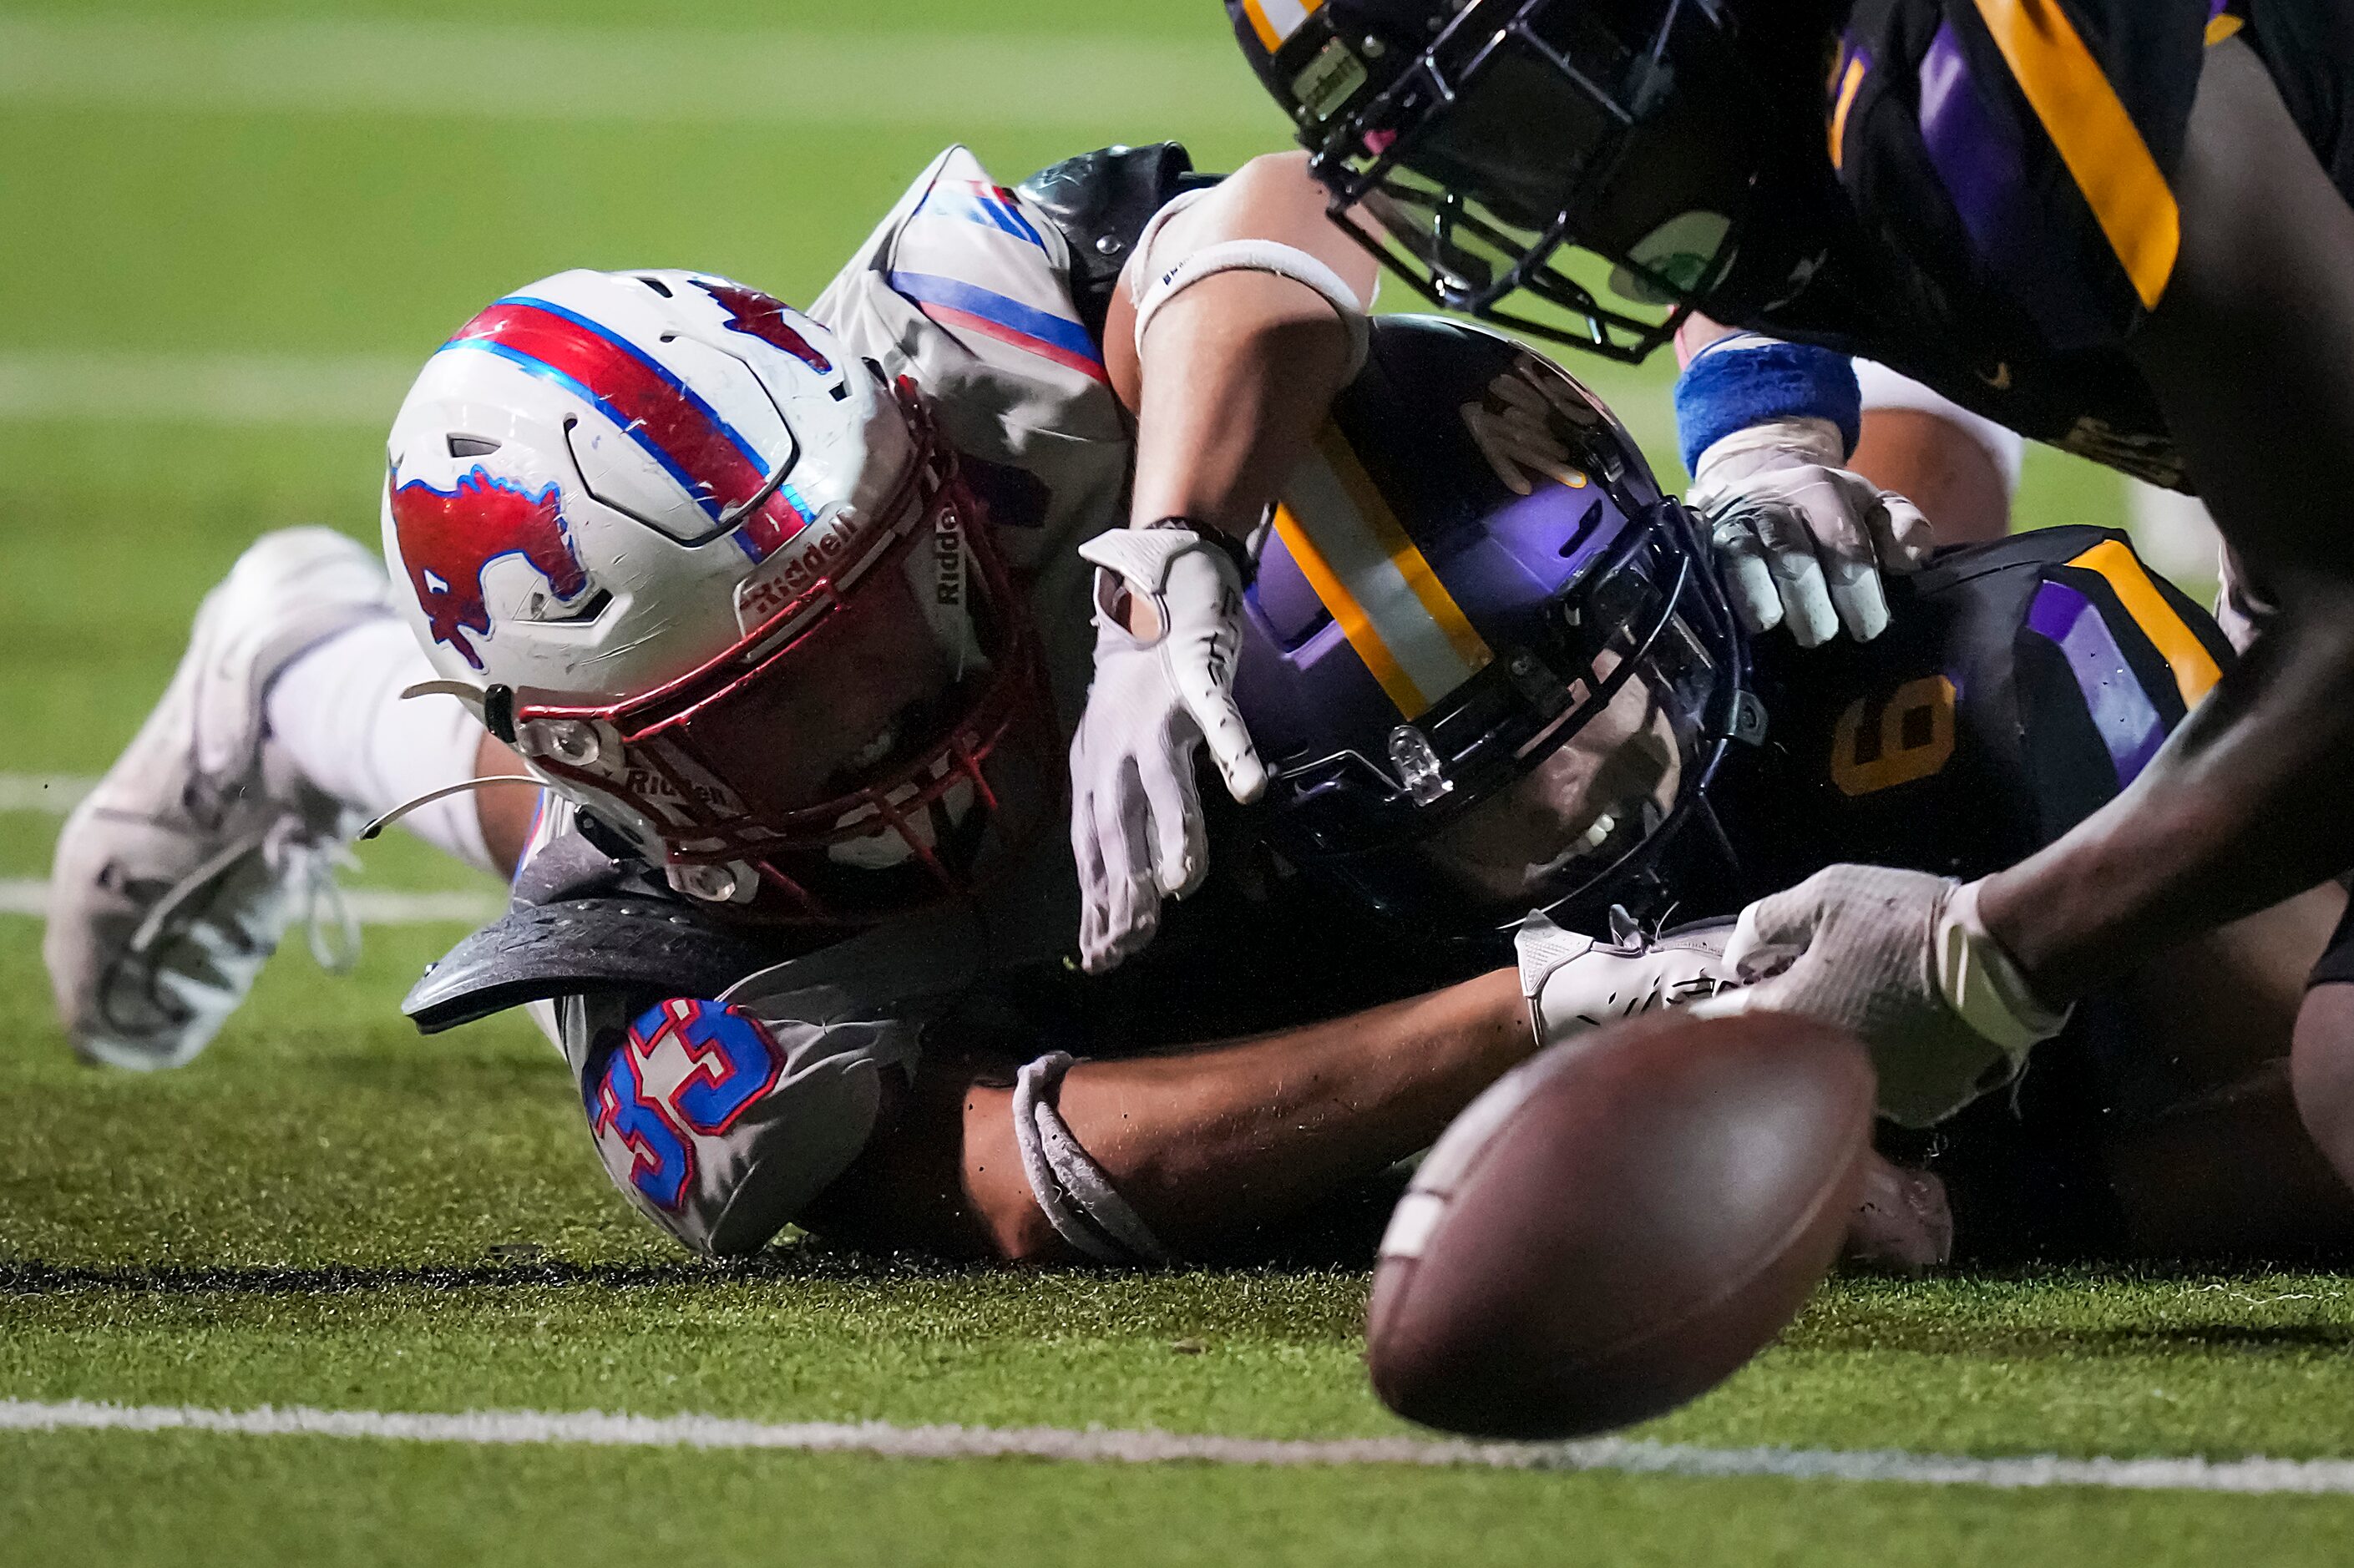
1367, 1009, 1875, 1439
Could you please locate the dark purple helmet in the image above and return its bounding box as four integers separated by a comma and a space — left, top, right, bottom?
1227, 0, 1840, 361
1234, 314, 1757, 934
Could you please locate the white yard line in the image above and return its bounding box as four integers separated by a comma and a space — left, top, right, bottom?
0, 352, 415, 426
0, 775, 94, 814
3, 1399, 2351, 1495
0, 16, 1262, 129
0, 879, 497, 926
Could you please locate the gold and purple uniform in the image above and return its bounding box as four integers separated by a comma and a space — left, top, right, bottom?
1795, 1, 2348, 489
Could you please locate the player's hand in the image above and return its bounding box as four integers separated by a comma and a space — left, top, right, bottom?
1516, 909, 1737, 1044
1687, 416, 1934, 647
1068, 524, 1268, 974
1694, 865, 2069, 1126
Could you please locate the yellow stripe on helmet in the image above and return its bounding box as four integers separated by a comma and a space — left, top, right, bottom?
2067, 538, 2221, 709
1271, 502, 1420, 714
1273, 426, 1495, 718
1970, 0, 2180, 311
1321, 430, 1493, 672
1240, 0, 1324, 53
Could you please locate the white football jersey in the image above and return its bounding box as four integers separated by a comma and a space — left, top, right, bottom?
524, 148, 1169, 1252
813, 144, 1137, 719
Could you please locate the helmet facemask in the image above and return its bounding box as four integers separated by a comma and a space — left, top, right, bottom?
1275, 0, 1808, 361
1264, 495, 1749, 933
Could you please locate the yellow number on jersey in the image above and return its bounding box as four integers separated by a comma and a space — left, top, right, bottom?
1830, 675, 1957, 797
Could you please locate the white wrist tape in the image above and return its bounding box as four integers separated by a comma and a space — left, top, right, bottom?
1011, 1052, 1173, 1266
1933, 879, 2070, 1058
1692, 415, 1849, 479
1132, 239, 1370, 379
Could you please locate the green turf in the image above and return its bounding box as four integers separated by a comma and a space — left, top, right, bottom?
16, 1431, 2354, 1568
0, 2, 2281, 1562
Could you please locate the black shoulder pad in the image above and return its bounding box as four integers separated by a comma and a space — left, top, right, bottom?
1017, 143, 1217, 341
402, 896, 787, 1035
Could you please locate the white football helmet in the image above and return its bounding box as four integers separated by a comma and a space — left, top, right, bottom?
382, 268, 1056, 922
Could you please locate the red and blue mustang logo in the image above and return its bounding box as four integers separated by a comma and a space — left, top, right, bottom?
389, 466, 586, 670
699, 280, 834, 376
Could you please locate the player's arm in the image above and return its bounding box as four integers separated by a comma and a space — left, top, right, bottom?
800, 969, 1529, 1262
1717, 44, 2354, 1130
1976, 36, 2354, 998
1678, 315, 2017, 546
1845, 360, 2017, 547
587, 932, 1910, 1265
811, 914, 1778, 1262
1066, 154, 1378, 974
1104, 151, 1378, 535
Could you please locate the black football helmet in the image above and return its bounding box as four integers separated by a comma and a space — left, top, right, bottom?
1229, 0, 1842, 361
1233, 315, 1761, 938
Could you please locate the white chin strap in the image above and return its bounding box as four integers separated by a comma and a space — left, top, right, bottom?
1131, 239, 1369, 380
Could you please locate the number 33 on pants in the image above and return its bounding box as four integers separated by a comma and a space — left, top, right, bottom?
589, 999, 786, 1212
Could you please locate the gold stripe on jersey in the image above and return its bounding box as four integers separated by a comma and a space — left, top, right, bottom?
1829, 52, 1868, 171
1970, 0, 2180, 311
2205, 13, 2245, 46
1272, 425, 1493, 718
2068, 538, 2221, 708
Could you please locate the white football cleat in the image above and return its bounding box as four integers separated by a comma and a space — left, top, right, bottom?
43, 527, 396, 1070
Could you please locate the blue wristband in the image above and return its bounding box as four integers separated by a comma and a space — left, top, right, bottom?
1673, 341, 1861, 473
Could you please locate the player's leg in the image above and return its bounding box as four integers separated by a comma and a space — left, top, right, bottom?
801, 969, 1531, 1262
2101, 883, 2354, 1255
261, 611, 533, 877
468, 732, 537, 877
43, 528, 517, 1069
2292, 889, 2354, 1195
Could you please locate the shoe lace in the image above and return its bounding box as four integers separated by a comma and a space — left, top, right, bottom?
266, 817, 362, 973
126, 814, 361, 975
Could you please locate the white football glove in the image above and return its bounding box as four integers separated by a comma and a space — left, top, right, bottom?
1694, 865, 2070, 1127
1068, 524, 1268, 974
1688, 416, 1935, 648
1516, 908, 1738, 1047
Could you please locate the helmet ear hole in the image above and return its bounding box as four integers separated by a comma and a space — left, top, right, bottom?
448, 435, 500, 458
529, 587, 613, 627
1560, 498, 1606, 556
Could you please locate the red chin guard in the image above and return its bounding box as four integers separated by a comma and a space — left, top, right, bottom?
502, 387, 1061, 924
